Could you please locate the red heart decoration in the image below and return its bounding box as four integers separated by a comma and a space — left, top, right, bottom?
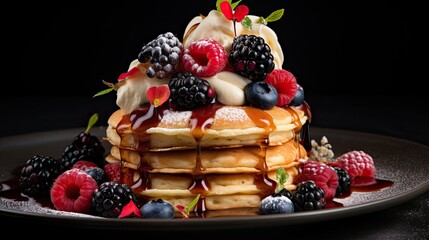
118, 201, 142, 218
147, 85, 170, 107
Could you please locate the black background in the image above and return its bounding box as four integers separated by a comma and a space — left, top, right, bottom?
2, 0, 427, 146
0, 1, 428, 238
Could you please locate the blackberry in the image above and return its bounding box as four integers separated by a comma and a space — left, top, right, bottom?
61, 142, 104, 172
293, 180, 326, 211
19, 155, 61, 197
229, 35, 275, 81
333, 166, 351, 196
137, 32, 183, 79
85, 167, 107, 185
91, 181, 138, 218
273, 188, 293, 200
168, 72, 215, 110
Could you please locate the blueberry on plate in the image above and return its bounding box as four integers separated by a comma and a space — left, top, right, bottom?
259, 195, 294, 215
141, 199, 175, 219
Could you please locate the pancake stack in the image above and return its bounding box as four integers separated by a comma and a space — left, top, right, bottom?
105, 103, 309, 212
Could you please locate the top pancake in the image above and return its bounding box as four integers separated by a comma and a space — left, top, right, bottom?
107, 105, 308, 151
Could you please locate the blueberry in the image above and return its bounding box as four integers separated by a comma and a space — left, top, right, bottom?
259, 195, 294, 215
85, 167, 106, 185
244, 81, 278, 109
289, 85, 304, 106
141, 199, 175, 219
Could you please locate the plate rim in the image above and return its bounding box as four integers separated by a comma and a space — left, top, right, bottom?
1, 126, 429, 230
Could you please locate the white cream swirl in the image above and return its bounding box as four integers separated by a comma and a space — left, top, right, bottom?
116, 9, 284, 113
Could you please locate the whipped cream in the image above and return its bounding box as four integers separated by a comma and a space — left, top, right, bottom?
184, 10, 284, 68
116, 9, 284, 113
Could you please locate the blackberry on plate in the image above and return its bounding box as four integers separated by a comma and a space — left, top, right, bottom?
91, 181, 138, 218
19, 155, 61, 197
60, 114, 105, 171
61, 143, 104, 172
273, 188, 293, 200
229, 35, 275, 81
138, 32, 183, 79
168, 72, 215, 110
332, 166, 351, 196
293, 180, 326, 211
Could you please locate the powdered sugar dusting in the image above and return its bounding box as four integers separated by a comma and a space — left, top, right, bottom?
161, 109, 191, 126
215, 107, 248, 122
0, 198, 100, 218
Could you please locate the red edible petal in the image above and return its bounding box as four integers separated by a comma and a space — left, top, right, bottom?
220, 1, 233, 20
147, 85, 170, 107
118, 201, 142, 218
176, 205, 185, 213
118, 67, 140, 81
233, 5, 249, 22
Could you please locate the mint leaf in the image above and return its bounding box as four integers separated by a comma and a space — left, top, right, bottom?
241, 16, 252, 29
185, 194, 200, 214
93, 87, 115, 98
257, 16, 267, 25
275, 167, 289, 194
85, 113, 99, 133
230, 0, 241, 10
265, 9, 284, 23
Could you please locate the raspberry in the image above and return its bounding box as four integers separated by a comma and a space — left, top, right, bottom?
104, 162, 121, 182
182, 39, 227, 77
72, 160, 98, 171
50, 168, 98, 213
265, 69, 298, 107
334, 150, 376, 185
296, 160, 339, 200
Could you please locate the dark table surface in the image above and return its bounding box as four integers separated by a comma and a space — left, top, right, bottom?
1, 95, 428, 239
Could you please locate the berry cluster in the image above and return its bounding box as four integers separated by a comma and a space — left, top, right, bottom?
259, 148, 376, 215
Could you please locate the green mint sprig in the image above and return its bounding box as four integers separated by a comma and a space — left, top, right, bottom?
176, 194, 200, 219
85, 113, 99, 133
216, 0, 241, 11
258, 8, 284, 25
275, 167, 289, 194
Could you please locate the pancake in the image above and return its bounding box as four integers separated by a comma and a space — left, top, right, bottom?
104, 102, 309, 212
106, 104, 308, 151
106, 140, 305, 174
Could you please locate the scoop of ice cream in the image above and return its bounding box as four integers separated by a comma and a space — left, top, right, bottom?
183, 10, 284, 69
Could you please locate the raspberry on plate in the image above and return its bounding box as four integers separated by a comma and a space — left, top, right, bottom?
182, 38, 227, 77
72, 160, 98, 171
334, 150, 376, 186
104, 162, 121, 182
296, 160, 339, 200
50, 168, 98, 213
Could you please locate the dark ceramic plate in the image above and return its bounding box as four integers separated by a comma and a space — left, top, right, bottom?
1, 127, 429, 231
